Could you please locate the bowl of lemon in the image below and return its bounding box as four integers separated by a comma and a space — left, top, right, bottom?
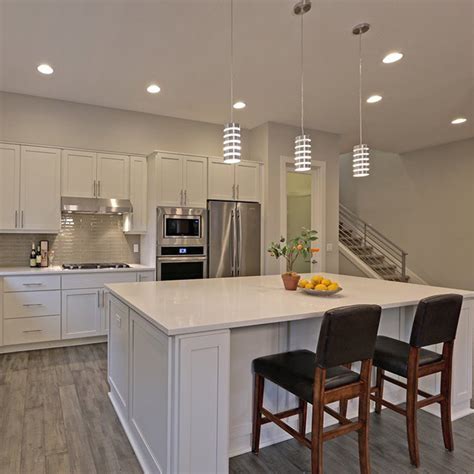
298, 275, 342, 296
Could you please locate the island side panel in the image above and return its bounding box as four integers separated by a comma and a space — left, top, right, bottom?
173, 329, 230, 474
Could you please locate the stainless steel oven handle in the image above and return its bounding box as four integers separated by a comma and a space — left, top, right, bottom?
157, 256, 207, 262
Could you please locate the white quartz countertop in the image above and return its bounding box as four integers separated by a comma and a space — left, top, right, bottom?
0, 264, 155, 277
106, 273, 474, 336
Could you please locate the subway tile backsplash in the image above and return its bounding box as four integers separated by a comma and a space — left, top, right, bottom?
0, 214, 140, 267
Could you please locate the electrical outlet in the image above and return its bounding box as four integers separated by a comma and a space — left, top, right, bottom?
133, 243, 139, 253
326, 243, 333, 252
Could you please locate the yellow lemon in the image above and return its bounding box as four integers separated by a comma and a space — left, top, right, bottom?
298, 279, 308, 288
328, 283, 339, 291
315, 284, 328, 291
311, 275, 323, 284
305, 283, 315, 290
321, 279, 332, 287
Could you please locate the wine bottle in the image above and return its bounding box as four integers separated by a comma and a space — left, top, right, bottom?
36, 245, 42, 266
30, 243, 37, 267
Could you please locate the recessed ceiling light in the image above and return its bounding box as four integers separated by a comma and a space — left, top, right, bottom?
37, 64, 54, 75
382, 52, 403, 64
367, 95, 382, 104
233, 101, 246, 109
451, 117, 467, 125
147, 84, 161, 94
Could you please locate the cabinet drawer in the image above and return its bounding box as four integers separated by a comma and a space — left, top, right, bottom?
3, 275, 61, 292
61, 272, 137, 290
4, 316, 61, 345
4, 290, 61, 319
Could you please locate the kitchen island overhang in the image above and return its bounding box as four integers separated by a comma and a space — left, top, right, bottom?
105, 274, 474, 474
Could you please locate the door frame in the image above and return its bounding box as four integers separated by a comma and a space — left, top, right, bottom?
279, 156, 326, 274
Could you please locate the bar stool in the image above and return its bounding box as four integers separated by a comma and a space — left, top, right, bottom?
252, 304, 382, 474
371, 294, 463, 467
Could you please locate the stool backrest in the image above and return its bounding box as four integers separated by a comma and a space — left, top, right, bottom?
409, 294, 463, 348
315, 304, 382, 369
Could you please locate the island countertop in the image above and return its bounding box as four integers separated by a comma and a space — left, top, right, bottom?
106, 273, 474, 336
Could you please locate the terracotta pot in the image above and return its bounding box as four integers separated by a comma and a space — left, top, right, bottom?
281, 273, 300, 291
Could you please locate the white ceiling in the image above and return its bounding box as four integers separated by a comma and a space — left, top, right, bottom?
1, 0, 473, 153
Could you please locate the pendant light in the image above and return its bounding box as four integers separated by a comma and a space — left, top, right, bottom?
223, 0, 241, 164
293, 0, 311, 172
352, 23, 370, 177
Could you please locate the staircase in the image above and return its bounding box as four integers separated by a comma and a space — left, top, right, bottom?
339, 204, 409, 282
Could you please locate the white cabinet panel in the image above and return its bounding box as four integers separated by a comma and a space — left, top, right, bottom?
136, 271, 155, 282
0, 143, 20, 231
97, 153, 130, 199
208, 159, 235, 200
4, 290, 61, 319
61, 271, 136, 290
4, 315, 60, 345
183, 157, 207, 207
108, 296, 129, 414
61, 150, 97, 198
61, 288, 102, 339
20, 146, 60, 232
235, 162, 260, 202
157, 154, 183, 206
126, 156, 147, 233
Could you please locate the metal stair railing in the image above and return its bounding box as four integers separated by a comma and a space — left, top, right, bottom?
339, 203, 408, 281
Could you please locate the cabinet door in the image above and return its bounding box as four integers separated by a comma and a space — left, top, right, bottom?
235, 162, 260, 202
0, 143, 20, 231
208, 159, 235, 200
183, 156, 207, 208
128, 156, 147, 233
157, 154, 183, 206
61, 149, 97, 197
97, 153, 130, 199
20, 146, 60, 232
108, 296, 130, 414
136, 271, 155, 282
61, 289, 102, 339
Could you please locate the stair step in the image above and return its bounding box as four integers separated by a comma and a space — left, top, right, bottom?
385, 275, 410, 283
372, 263, 397, 272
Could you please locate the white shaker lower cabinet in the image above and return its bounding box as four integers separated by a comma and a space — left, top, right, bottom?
61, 288, 102, 339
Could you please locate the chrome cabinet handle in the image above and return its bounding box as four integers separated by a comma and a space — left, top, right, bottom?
180, 190, 184, 205
98, 180, 101, 197
236, 184, 240, 200
184, 190, 187, 205
232, 184, 235, 200
23, 329, 42, 333
23, 303, 44, 307
15, 210, 18, 228
21, 210, 24, 228
97, 291, 101, 307
102, 290, 106, 307
23, 283, 43, 287
93, 180, 96, 197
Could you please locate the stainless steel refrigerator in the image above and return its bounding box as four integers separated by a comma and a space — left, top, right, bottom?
208, 201, 261, 278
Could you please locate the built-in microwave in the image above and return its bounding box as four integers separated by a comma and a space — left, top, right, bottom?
157, 207, 207, 247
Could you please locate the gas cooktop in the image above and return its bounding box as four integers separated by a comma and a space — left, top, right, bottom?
62, 263, 131, 270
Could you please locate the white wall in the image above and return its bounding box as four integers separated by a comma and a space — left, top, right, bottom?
0, 92, 251, 158
340, 141, 474, 290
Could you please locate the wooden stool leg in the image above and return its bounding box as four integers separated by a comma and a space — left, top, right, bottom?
311, 368, 325, 474
358, 360, 371, 474
298, 398, 307, 436
440, 343, 454, 451
406, 348, 420, 467
374, 368, 384, 414
339, 363, 352, 418
252, 374, 264, 454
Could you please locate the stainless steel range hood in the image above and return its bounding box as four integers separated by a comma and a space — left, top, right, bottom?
61, 197, 133, 215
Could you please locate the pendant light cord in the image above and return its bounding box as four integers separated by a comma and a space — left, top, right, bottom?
230, 0, 234, 123
358, 30, 363, 145
300, 13, 304, 136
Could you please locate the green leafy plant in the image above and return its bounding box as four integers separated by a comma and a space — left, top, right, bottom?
267, 228, 319, 273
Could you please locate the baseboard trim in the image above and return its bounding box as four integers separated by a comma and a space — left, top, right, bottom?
0, 335, 107, 354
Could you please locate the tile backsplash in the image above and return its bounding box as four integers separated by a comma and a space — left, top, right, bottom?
0, 214, 140, 267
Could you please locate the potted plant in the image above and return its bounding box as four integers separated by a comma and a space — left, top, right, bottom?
268, 228, 319, 290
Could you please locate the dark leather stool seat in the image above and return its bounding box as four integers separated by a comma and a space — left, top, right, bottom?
374, 336, 443, 377
254, 349, 360, 403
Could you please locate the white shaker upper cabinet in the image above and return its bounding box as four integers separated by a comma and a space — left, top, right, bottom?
20, 146, 61, 232
235, 162, 260, 202
156, 154, 184, 207
0, 143, 21, 231
208, 158, 236, 201
126, 156, 147, 233
183, 156, 207, 208
97, 153, 130, 199
61, 149, 97, 198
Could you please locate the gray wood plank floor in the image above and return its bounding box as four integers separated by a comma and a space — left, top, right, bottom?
0, 343, 472, 473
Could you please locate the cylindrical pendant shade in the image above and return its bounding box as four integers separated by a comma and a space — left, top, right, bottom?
223, 122, 241, 164
353, 144, 370, 177
294, 134, 311, 171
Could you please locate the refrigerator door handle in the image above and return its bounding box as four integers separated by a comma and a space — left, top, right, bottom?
230, 209, 235, 276
236, 208, 241, 276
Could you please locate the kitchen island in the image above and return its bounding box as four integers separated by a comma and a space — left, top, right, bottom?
106, 274, 474, 474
